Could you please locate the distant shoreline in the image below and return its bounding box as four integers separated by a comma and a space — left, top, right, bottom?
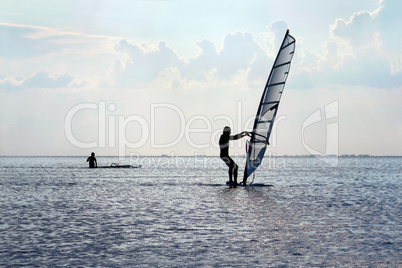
1, 155, 401, 158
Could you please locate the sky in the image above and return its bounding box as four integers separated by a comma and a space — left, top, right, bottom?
0, 0, 401, 157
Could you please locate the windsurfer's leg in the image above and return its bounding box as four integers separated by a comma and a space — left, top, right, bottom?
233, 163, 238, 185
228, 168, 233, 183
242, 169, 247, 184
221, 156, 233, 184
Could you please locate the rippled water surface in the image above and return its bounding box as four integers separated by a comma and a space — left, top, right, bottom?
0, 156, 401, 267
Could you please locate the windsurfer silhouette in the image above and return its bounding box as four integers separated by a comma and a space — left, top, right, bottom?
87, 152, 97, 168
219, 126, 247, 187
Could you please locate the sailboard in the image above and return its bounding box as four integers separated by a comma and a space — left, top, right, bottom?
243, 29, 296, 184
97, 163, 142, 168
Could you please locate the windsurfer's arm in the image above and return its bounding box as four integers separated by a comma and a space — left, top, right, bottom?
230, 131, 248, 140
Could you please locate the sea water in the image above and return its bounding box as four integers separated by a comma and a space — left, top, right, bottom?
0, 156, 401, 267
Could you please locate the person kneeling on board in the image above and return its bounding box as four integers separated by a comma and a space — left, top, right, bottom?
87, 152, 97, 168
219, 126, 248, 187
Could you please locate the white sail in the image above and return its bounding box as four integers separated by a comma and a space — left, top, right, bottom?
243, 29, 296, 183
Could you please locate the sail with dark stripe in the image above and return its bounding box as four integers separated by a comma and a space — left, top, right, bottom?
243, 29, 296, 183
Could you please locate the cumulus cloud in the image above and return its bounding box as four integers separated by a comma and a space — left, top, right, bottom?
0, 22, 118, 91
0, 71, 75, 91
114, 39, 184, 84
290, 0, 402, 89
318, 42, 343, 70
0, 19, 272, 90
331, 10, 381, 49
330, 0, 401, 74
217, 32, 265, 80
179, 39, 218, 81
291, 44, 401, 89
114, 31, 269, 87
3, 5, 399, 94
268, 20, 289, 47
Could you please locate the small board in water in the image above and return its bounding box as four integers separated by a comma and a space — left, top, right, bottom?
97, 163, 142, 169
226, 181, 273, 187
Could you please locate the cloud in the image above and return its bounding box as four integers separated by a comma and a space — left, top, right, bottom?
290, 45, 402, 89
0, 22, 120, 91
0, 71, 75, 91
0, 23, 51, 59
268, 20, 289, 47
3, 7, 399, 95
289, 0, 402, 90
179, 39, 218, 81
0, 23, 111, 60
217, 32, 265, 80
180, 23, 285, 85
114, 31, 269, 87
110, 8, 400, 91
114, 39, 184, 84
331, 10, 381, 49
318, 42, 343, 70
330, 0, 401, 73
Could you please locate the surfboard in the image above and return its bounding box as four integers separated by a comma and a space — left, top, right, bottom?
226, 181, 273, 187
97, 163, 142, 169
245, 183, 273, 187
